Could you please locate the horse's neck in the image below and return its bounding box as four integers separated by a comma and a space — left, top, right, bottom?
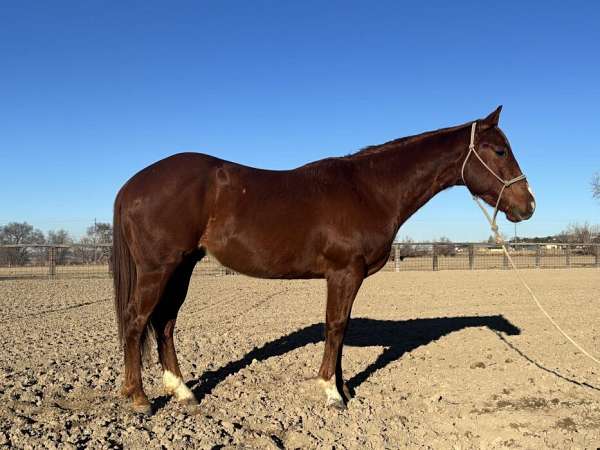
354, 126, 469, 229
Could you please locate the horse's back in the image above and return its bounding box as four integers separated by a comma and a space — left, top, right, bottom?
115, 152, 385, 276
198, 157, 379, 277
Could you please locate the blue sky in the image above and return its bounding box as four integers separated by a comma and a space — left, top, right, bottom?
1, 1, 599, 241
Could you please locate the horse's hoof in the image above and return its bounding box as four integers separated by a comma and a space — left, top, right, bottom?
327, 398, 347, 410
179, 396, 199, 407
342, 383, 353, 400
316, 376, 348, 410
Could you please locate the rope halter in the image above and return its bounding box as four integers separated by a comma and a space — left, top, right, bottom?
461, 122, 527, 238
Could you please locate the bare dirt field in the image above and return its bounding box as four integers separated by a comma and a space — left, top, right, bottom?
1, 269, 599, 449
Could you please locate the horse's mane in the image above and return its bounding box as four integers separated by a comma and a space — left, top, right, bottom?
345, 122, 469, 158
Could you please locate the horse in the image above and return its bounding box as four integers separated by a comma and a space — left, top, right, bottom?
113, 106, 535, 413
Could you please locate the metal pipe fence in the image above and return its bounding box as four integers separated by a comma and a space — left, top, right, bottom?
389, 242, 600, 271
0, 242, 598, 280
0, 244, 112, 279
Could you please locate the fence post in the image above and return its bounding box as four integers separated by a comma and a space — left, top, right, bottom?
107, 246, 113, 275
48, 246, 56, 279
394, 243, 400, 272
432, 245, 438, 271
565, 245, 571, 268
468, 244, 474, 270
503, 248, 509, 269
596, 245, 600, 268
535, 244, 541, 268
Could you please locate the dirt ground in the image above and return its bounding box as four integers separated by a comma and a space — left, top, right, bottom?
0, 269, 599, 449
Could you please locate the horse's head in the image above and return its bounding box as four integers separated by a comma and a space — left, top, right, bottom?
461, 106, 535, 223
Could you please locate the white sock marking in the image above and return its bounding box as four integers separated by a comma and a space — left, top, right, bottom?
163, 370, 195, 402
318, 376, 343, 405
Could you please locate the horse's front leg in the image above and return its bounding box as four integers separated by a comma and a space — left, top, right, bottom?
317, 262, 364, 409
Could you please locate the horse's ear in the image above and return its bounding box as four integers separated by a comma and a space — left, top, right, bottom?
480, 105, 502, 129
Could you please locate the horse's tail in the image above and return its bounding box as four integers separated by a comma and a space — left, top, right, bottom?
112, 193, 136, 348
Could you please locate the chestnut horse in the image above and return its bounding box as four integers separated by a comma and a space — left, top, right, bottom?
113, 107, 534, 413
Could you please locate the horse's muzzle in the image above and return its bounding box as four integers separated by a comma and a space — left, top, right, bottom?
507, 201, 535, 222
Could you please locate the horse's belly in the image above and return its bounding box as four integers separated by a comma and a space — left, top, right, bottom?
202, 230, 324, 279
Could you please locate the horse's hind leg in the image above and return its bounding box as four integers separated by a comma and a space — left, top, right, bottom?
152, 253, 200, 405
122, 266, 176, 413
317, 261, 364, 409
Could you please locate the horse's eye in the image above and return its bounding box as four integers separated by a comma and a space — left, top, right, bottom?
495, 148, 506, 157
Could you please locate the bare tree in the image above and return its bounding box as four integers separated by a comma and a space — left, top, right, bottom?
0, 222, 45, 265
593, 172, 600, 201
0, 222, 45, 245
77, 221, 113, 264
47, 229, 73, 265
435, 236, 456, 257
559, 222, 599, 244
398, 236, 416, 258
82, 222, 112, 245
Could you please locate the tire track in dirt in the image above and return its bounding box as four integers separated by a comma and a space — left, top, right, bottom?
220, 289, 288, 329
183, 285, 290, 332
0, 298, 112, 324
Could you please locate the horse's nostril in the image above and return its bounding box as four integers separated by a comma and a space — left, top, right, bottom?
520, 202, 535, 220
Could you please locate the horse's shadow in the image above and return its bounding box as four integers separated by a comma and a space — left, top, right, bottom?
184, 315, 520, 403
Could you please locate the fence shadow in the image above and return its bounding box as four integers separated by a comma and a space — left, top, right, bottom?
184, 315, 520, 404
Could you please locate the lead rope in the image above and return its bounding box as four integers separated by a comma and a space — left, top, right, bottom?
474, 198, 600, 366
465, 122, 600, 366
